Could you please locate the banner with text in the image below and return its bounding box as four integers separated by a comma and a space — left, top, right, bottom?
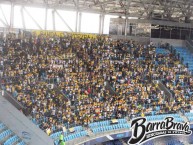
32, 31, 97, 39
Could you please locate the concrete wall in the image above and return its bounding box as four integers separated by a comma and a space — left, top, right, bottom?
127, 19, 193, 28
3, 91, 25, 111
110, 35, 150, 45
150, 38, 186, 47
110, 35, 186, 48
0, 93, 54, 145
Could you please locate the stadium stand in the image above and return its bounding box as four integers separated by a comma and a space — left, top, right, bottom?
50, 125, 88, 144
89, 119, 130, 134
145, 113, 184, 122
175, 47, 193, 72
0, 92, 54, 145
1, 33, 193, 145
185, 112, 193, 122
1, 0, 193, 144
0, 122, 26, 145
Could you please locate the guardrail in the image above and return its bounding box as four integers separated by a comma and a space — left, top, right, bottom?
55, 114, 193, 145
2, 91, 26, 113
185, 36, 193, 54
66, 128, 130, 145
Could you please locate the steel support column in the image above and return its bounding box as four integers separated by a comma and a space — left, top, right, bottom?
101, 14, 105, 34
99, 14, 105, 34
99, 14, 102, 34
75, 11, 78, 32
124, 16, 128, 36
52, 10, 55, 31
75, 0, 79, 32
180, 29, 181, 39
10, 3, 14, 30
78, 12, 82, 32
45, 8, 48, 30
21, 6, 26, 29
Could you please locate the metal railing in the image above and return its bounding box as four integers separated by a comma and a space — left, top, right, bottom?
185, 36, 193, 54
2, 91, 26, 111
66, 128, 129, 145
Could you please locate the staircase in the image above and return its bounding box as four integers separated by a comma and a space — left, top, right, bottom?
152, 80, 173, 103
105, 81, 117, 95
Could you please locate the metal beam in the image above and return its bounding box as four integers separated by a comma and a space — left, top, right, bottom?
21, 6, 26, 29
73, 0, 77, 7
0, 5, 9, 26
55, 10, 73, 32
1, 0, 193, 24
0, 18, 7, 27
80, 0, 116, 11
23, 7, 43, 30
0, 2, 126, 17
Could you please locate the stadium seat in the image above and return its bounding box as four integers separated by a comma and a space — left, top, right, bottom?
4, 135, 20, 145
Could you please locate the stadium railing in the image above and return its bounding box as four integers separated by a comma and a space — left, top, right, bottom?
49, 113, 187, 145
185, 36, 193, 54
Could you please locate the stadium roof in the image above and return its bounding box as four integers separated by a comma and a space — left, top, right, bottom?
1, 0, 193, 22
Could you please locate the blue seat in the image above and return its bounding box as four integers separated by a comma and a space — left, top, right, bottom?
17, 141, 26, 145
0, 130, 12, 141
0, 124, 6, 130
4, 135, 20, 145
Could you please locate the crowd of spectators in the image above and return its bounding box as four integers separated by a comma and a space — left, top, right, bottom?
155, 49, 193, 113
0, 32, 193, 135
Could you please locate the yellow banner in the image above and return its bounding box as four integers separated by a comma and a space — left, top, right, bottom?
32, 30, 97, 39
32, 30, 64, 37
70, 32, 97, 39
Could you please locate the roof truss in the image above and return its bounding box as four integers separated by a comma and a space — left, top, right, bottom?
1, 0, 193, 22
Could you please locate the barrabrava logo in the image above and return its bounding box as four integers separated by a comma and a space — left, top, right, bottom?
128, 117, 192, 145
